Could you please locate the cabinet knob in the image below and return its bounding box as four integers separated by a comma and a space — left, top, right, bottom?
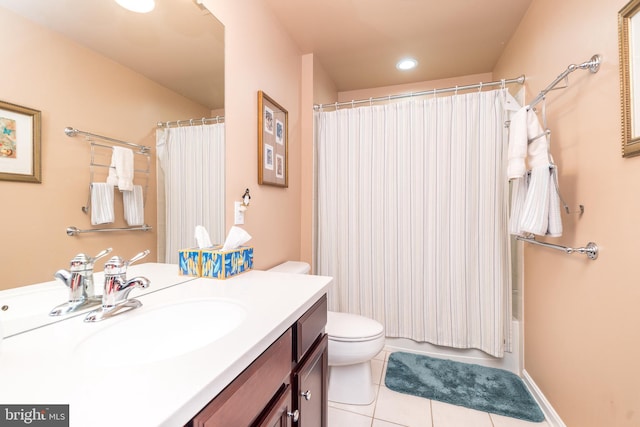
287, 410, 300, 422
300, 390, 312, 401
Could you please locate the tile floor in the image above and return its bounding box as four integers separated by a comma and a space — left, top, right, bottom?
328, 348, 551, 427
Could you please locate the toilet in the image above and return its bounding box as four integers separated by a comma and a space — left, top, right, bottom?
268, 261, 385, 405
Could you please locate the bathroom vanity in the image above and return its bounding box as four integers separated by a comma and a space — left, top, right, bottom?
0, 264, 332, 427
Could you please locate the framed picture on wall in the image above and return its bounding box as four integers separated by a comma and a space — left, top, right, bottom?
0, 100, 41, 183
258, 91, 288, 187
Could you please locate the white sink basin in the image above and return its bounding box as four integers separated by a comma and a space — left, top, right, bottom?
75, 298, 246, 367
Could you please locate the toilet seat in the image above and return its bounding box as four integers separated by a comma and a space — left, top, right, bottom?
327, 311, 384, 342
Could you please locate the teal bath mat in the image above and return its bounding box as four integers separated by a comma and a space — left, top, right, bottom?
385, 352, 545, 422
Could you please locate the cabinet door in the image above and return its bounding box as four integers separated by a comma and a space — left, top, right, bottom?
255, 384, 293, 427
294, 334, 328, 427
189, 329, 292, 427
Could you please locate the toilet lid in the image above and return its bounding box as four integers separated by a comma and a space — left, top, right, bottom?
326, 311, 384, 342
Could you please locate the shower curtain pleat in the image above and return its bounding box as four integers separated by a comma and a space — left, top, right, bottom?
315, 90, 511, 357
156, 123, 225, 264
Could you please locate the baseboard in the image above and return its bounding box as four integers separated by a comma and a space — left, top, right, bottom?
521, 369, 566, 427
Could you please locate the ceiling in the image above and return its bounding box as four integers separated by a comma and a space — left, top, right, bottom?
0, 0, 533, 107
264, 0, 533, 91
0, 0, 224, 110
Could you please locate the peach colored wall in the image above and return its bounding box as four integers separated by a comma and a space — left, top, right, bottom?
202, 0, 303, 270
0, 8, 210, 290
300, 54, 315, 270
493, 0, 638, 425
300, 55, 339, 273
338, 72, 493, 103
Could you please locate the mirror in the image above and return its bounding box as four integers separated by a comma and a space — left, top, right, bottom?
620, 0, 640, 157
0, 0, 224, 333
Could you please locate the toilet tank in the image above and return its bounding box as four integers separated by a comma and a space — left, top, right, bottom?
268, 261, 310, 274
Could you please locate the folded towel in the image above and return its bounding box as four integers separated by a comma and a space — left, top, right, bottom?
123, 185, 144, 226
106, 146, 134, 191
91, 183, 114, 225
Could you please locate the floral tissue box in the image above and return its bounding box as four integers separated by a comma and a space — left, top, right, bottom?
179, 246, 254, 279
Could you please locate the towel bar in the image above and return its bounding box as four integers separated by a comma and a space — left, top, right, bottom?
66, 224, 152, 236
515, 235, 598, 260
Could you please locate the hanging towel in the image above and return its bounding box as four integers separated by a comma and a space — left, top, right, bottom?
517, 110, 563, 237
507, 106, 528, 180
90, 183, 114, 225
106, 146, 134, 191
547, 163, 563, 237
123, 185, 144, 226
508, 175, 528, 235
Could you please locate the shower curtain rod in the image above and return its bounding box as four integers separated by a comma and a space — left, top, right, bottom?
157, 116, 224, 128
313, 75, 525, 110
527, 54, 601, 110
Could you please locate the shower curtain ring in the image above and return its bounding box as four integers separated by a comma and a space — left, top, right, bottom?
478, 82, 483, 92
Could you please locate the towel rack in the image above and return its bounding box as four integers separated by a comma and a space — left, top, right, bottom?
66, 224, 152, 236
527, 54, 601, 110
515, 235, 598, 260
66, 126, 151, 214
65, 127, 150, 153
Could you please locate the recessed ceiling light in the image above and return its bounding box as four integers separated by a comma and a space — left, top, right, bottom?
396, 58, 418, 71
115, 0, 156, 13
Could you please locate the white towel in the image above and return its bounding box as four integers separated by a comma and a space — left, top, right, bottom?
547, 164, 563, 237
91, 183, 114, 225
507, 106, 528, 180
123, 185, 144, 226
508, 176, 528, 235
106, 146, 134, 191
517, 110, 563, 237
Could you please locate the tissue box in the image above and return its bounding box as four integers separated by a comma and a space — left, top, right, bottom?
201, 246, 254, 279
178, 249, 202, 277
178, 246, 254, 279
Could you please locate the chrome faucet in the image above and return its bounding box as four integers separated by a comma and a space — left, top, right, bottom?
50, 248, 112, 316
84, 250, 150, 322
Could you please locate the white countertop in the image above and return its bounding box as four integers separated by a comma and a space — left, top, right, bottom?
0, 264, 332, 427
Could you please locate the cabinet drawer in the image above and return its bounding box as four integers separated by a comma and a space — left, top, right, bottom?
189, 328, 292, 427
294, 295, 327, 362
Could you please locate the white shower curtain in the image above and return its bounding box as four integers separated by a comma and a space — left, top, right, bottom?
156, 123, 225, 264
315, 90, 512, 357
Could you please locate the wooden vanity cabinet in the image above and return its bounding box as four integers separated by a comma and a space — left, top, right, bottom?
293, 334, 328, 427
292, 296, 328, 427
186, 294, 328, 427
255, 384, 293, 427
188, 329, 292, 427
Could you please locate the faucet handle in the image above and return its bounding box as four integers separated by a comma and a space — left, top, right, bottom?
104, 250, 150, 275
69, 248, 113, 272
126, 250, 150, 267
90, 247, 112, 263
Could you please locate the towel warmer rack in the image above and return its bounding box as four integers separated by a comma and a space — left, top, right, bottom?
66, 126, 151, 235
66, 225, 152, 236
64, 127, 150, 153
515, 235, 598, 260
